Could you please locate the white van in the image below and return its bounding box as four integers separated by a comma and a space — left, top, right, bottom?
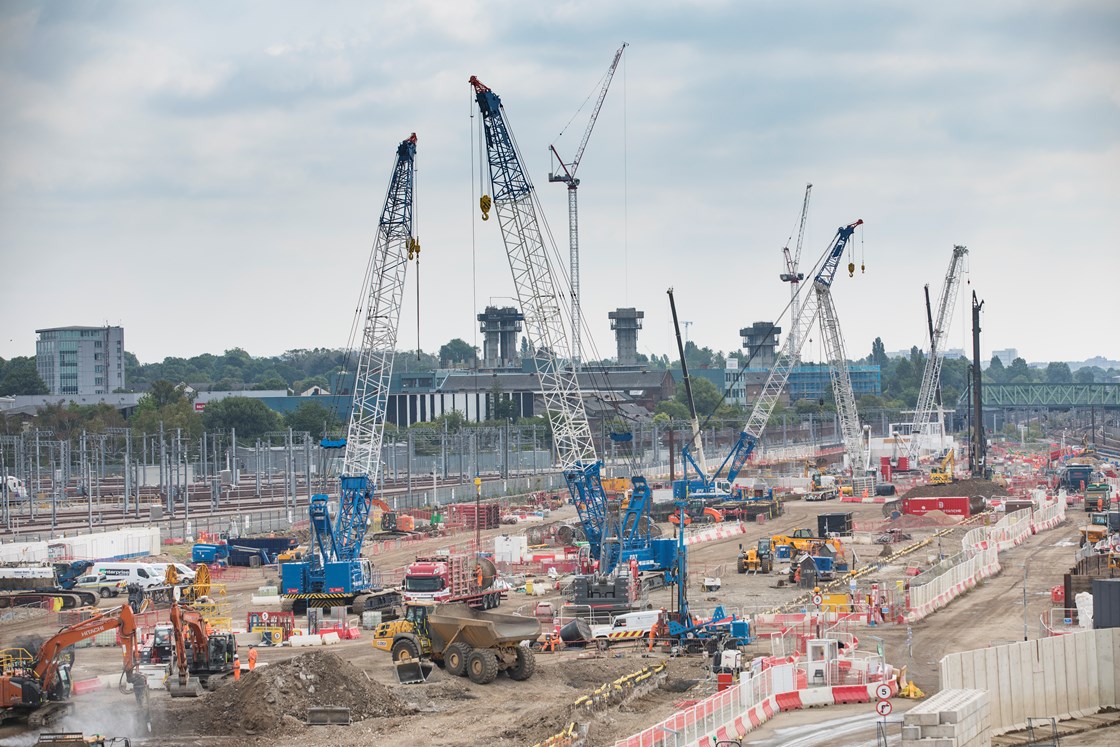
146, 562, 196, 583
590, 610, 664, 644
89, 562, 164, 589
2, 476, 26, 501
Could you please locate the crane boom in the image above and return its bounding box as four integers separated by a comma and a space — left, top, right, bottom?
548, 42, 627, 367
282, 134, 418, 610
909, 245, 968, 459
817, 282, 868, 475
471, 76, 610, 552
707, 221, 863, 488
780, 184, 812, 354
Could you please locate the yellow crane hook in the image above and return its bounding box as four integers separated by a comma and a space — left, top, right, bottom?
479, 194, 492, 221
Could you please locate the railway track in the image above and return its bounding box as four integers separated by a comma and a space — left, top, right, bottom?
0, 471, 529, 539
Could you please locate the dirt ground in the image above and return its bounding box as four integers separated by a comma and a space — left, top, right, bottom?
2, 490, 1114, 747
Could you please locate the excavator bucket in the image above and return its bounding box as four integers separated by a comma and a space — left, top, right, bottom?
394, 657, 432, 685
168, 679, 202, 698
306, 706, 352, 725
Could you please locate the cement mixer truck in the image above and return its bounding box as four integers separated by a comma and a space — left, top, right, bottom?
401, 554, 503, 610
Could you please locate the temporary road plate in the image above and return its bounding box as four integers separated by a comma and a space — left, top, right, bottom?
875, 700, 893, 717
811, 594, 823, 606
875, 683, 892, 700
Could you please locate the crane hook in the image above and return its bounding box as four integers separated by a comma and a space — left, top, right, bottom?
408, 237, 420, 261
861, 261, 865, 274
848, 261, 855, 278
479, 194, 492, 221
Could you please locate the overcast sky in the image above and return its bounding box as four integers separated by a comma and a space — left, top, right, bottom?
2, 1, 1117, 368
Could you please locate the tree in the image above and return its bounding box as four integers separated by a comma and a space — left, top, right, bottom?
146, 380, 188, 408
1074, 367, 1095, 384
202, 397, 281, 439
1045, 361, 1072, 384
870, 337, 888, 369
439, 339, 477, 367
1007, 357, 1032, 384
986, 356, 1006, 383
284, 401, 340, 439
0, 357, 48, 396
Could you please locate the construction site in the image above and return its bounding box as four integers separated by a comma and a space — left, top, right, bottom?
3, 56, 1120, 747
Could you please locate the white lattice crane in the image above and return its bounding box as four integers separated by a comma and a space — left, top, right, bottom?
548, 42, 627, 366
780, 184, 812, 353
908, 245, 969, 460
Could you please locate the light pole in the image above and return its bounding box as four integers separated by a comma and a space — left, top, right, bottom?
1022, 559, 1030, 642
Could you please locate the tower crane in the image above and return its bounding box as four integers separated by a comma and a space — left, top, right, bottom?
471, 76, 671, 574
548, 42, 627, 367
680, 221, 863, 498
282, 134, 419, 614
780, 183, 812, 354
908, 245, 968, 460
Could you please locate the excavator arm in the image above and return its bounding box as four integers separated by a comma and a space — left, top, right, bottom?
33, 606, 139, 695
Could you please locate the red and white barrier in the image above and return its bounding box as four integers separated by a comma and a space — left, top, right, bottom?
684, 521, 748, 547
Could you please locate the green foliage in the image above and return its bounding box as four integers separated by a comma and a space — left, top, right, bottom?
33, 402, 126, 439
283, 401, 340, 440
0, 357, 48, 396
439, 339, 477, 367
1045, 361, 1073, 384
201, 397, 280, 439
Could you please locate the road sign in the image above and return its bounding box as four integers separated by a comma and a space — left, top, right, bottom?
875, 700, 893, 717
875, 683, 892, 700
811, 593, 823, 606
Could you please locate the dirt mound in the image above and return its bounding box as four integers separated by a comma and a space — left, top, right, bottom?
884, 510, 962, 530
157, 650, 415, 736
901, 478, 1008, 500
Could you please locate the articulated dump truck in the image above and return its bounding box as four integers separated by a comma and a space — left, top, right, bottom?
374, 601, 541, 685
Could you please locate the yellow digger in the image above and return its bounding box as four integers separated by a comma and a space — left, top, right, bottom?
736, 539, 775, 574
929, 450, 955, 485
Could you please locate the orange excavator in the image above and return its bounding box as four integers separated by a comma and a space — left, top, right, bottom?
0, 605, 143, 727
167, 602, 237, 697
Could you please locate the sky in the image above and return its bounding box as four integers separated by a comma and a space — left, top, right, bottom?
1, 1, 1118, 368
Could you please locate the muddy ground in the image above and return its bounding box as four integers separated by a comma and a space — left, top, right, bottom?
1, 489, 1104, 747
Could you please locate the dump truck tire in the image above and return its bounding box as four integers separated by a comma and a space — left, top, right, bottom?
446, 642, 472, 677
392, 637, 421, 663
507, 647, 535, 681
466, 649, 498, 684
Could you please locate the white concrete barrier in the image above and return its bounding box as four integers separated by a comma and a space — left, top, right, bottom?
321, 631, 341, 645
907, 545, 1000, 622
250, 595, 283, 606
289, 633, 322, 647
940, 628, 1120, 735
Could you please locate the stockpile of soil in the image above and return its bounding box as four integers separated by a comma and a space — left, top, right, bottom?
901, 477, 1009, 500
156, 650, 415, 736
882, 510, 962, 530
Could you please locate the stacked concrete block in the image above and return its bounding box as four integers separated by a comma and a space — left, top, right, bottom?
902, 688, 991, 747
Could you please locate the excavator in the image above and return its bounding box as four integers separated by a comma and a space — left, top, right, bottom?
167, 601, 237, 697
930, 449, 955, 485
0, 605, 144, 727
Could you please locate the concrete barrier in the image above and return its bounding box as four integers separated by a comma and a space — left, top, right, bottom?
940, 628, 1120, 735
290, 633, 322, 647
902, 688, 991, 747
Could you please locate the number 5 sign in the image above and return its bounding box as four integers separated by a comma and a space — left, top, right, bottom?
875, 683, 892, 700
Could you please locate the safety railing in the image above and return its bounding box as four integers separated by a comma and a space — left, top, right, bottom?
1040, 608, 1081, 637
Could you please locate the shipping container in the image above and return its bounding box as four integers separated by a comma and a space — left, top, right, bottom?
817, 512, 853, 537
901, 495, 985, 517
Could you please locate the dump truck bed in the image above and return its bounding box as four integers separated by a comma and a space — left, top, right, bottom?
427, 602, 540, 649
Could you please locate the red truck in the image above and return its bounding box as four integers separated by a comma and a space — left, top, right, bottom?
902, 495, 986, 517
402, 554, 502, 609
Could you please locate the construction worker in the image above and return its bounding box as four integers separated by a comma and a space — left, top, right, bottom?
647, 624, 656, 653
232, 653, 240, 681
475, 564, 484, 589
247, 645, 258, 672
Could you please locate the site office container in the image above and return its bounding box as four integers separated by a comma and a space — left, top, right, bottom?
901, 495, 984, 517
